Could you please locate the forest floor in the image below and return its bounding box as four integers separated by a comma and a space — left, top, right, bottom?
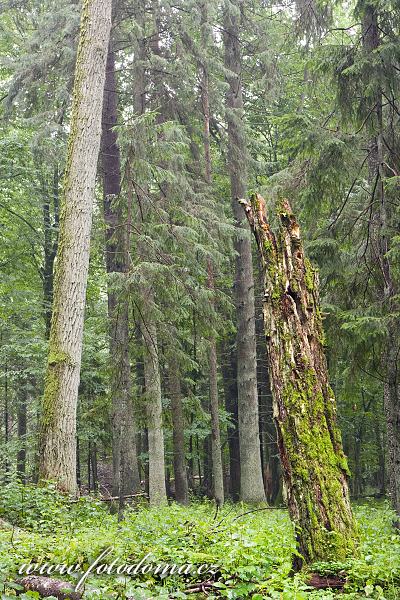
0, 482, 399, 599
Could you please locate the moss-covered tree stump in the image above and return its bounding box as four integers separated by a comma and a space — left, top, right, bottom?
240, 193, 358, 567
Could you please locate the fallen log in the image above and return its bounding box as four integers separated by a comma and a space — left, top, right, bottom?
18, 576, 82, 600
307, 573, 346, 590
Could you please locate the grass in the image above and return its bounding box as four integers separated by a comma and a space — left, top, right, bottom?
0, 481, 399, 599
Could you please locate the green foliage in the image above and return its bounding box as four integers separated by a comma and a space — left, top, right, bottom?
0, 490, 399, 598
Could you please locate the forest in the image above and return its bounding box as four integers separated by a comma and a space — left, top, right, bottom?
0, 0, 400, 598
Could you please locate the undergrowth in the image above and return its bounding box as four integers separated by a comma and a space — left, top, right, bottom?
0, 481, 399, 599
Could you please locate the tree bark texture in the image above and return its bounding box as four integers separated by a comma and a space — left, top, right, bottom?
19, 576, 82, 600
38, 0, 112, 494
223, 1, 265, 503
101, 45, 140, 497
141, 315, 167, 506
241, 193, 358, 565
206, 266, 224, 506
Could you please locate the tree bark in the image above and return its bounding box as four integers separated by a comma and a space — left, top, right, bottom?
221, 337, 240, 499
207, 266, 224, 506
19, 576, 82, 600
255, 262, 281, 503
101, 44, 140, 498
168, 354, 189, 504
223, 1, 266, 503
131, 0, 167, 508
141, 315, 167, 506
241, 193, 358, 566
38, 0, 112, 494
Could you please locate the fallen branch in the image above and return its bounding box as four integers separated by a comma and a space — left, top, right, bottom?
68, 492, 147, 503
100, 493, 147, 502
183, 580, 215, 594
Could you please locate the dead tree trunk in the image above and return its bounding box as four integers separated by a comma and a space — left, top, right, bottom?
241, 193, 358, 566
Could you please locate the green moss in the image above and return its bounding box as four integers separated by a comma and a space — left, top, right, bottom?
304, 256, 316, 292
41, 347, 73, 430
48, 350, 72, 367
279, 372, 358, 563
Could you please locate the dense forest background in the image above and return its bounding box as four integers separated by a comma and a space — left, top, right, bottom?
0, 0, 400, 596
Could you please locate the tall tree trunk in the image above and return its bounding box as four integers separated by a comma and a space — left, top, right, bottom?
206, 265, 224, 505
241, 193, 358, 566
200, 1, 224, 505
101, 44, 140, 498
223, 1, 265, 503
131, 0, 167, 508
168, 353, 189, 504
38, 0, 112, 494
362, 4, 400, 516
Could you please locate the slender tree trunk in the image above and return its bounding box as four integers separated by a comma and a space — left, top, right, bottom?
209, 330, 224, 505
76, 438, 81, 490
42, 165, 59, 339
221, 338, 240, 499
241, 193, 358, 566
202, 433, 212, 497
362, 5, 400, 516
200, 2, 224, 505
353, 426, 363, 499
168, 354, 189, 504
223, 1, 265, 503
17, 384, 27, 482
91, 442, 98, 492
3, 360, 9, 476
206, 266, 224, 505
38, 0, 112, 494
88, 441, 91, 492
141, 315, 167, 506
131, 1, 167, 507
375, 422, 385, 495
101, 44, 140, 497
